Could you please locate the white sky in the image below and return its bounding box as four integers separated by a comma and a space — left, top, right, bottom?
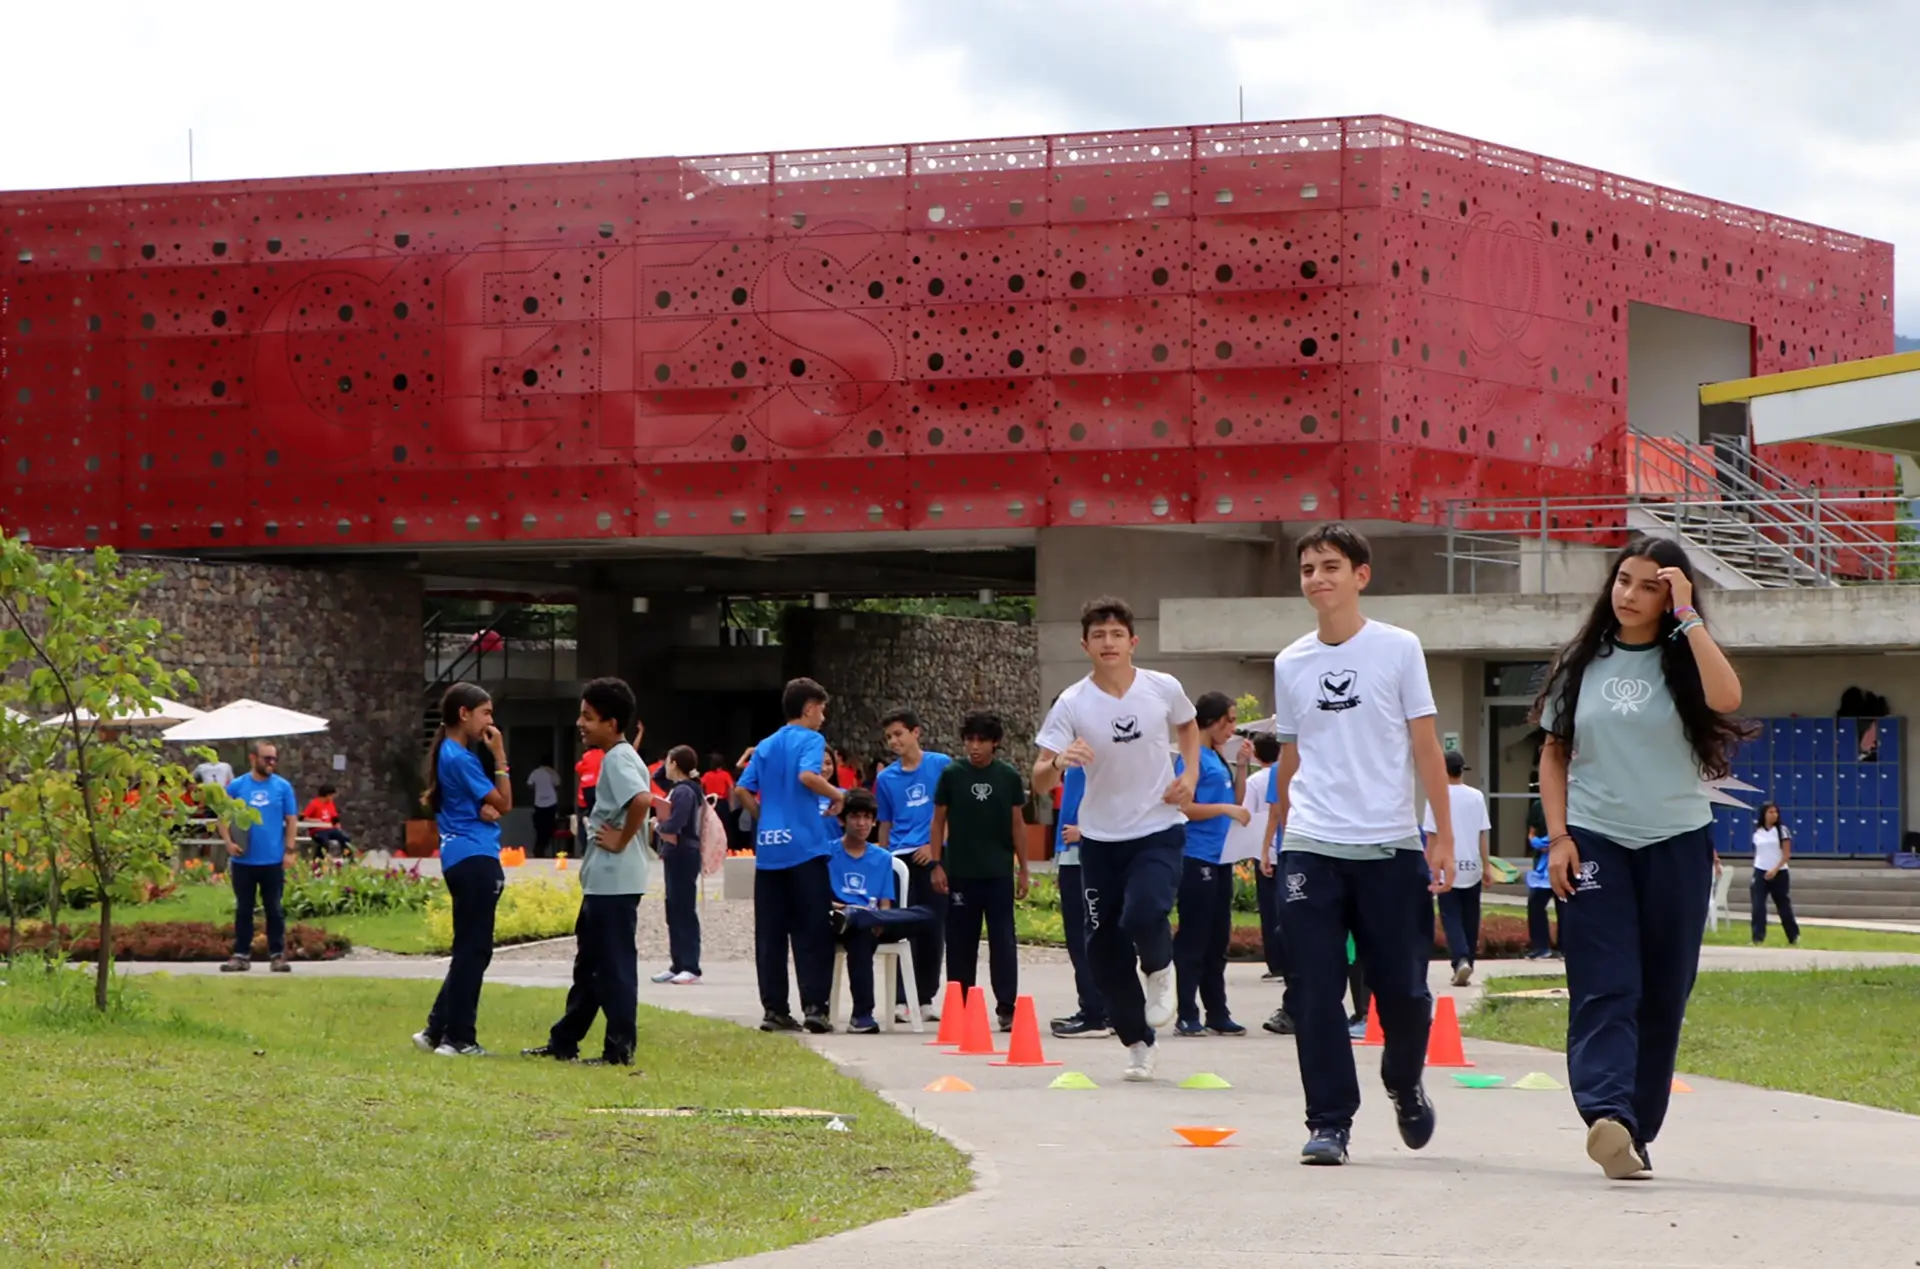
4, 0, 1913, 332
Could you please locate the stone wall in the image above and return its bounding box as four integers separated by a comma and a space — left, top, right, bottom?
784, 610, 1039, 773
134, 556, 423, 847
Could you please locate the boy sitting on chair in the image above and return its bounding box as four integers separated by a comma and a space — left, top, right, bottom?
829, 788, 932, 1034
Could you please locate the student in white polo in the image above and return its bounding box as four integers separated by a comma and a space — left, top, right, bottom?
1033, 596, 1200, 1084
1424, 750, 1492, 986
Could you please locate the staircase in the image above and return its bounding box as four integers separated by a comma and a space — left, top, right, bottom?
420, 604, 524, 745
1624, 438, 1899, 590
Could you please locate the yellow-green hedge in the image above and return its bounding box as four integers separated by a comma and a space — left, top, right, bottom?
425, 874, 581, 952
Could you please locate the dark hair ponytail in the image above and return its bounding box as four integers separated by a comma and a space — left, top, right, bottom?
423, 682, 492, 814
1531, 537, 1748, 780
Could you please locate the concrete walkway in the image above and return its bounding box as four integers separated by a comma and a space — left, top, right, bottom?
129, 947, 1920, 1267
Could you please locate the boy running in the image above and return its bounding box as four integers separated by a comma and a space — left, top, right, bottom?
1171, 691, 1254, 1037
874, 708, 954, 1021
737, 678, 843, 1034
1033, 597, 1200, 1083
930, 712, 1029, 1030
1271, 523, 1454, 1165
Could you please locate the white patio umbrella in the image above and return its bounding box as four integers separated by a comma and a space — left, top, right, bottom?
45, 697, 207, 728
162, 699, 329, 743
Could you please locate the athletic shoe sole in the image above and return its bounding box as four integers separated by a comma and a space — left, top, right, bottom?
1586, 1118, 1649, 1180
1451, 964, 1473, 987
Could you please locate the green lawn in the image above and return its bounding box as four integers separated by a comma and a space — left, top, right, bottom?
1013, 902, 1259, 947
1467, 967, 1920, 1116
1701, 923, 1920, 954
0, 973, 970, 1267
123, 881, 437, 954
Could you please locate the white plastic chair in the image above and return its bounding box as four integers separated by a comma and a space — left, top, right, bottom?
1708, 866, 1734, 931
829, 855, 923, 1033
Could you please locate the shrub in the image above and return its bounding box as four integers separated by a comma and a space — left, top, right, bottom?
283, 858, 434, 918
0, 920, 349, 962
425, 875, 581, 953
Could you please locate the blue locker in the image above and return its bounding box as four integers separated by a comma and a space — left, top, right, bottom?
1881, 811, 1902, 853
1812, 720, 1837, 762
1770, 722, 1795, 765
1835, 811, 1863, 853
1809, 813, 1835, 854
1877, 767, 1901, 808
1836, 765, 1858, 807
1792, 723, 1815, 764
1881, 720, 1901, 764
1811, 766, 1835, 809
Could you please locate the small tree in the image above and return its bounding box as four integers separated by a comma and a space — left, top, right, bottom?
0, 538, 239, 1011
1233, 692, 1265, 725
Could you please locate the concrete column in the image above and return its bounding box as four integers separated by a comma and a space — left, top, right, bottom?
1035, 525, 1286, 710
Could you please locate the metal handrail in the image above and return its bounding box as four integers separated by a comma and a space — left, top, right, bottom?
1633, 439, 1900, 581
1443, 490, 1916, 593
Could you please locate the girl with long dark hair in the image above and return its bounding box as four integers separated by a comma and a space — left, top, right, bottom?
1533, 537, 1744, 1180
412, 682, 512, 1057
1750, 802, 1799, 946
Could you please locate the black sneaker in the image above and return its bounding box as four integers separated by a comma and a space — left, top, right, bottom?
829, 909, 849, 936
1389, 1083, 1436, 1150
761, 1011, 803, 1033
1205, 1018, 1248, 1037
802, 1006, 832, 1034
583, 1051, 633, 1067
1635, 1141, 1652, 1176
1300, 1128, 1350, 1165
1262, 1009, 1295, 1036
1050, 1014, 1112, 1039
1259, 971, 1284, 982
997, 1011, 1016, 1034
520, 1044, 578, 1061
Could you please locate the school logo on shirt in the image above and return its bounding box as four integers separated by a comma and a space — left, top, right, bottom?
1601, 677, 1654, 715
1316, 669, 1362, 712
1576, 860, 1602, 893
1285, 872, 1308, 902
905, 783, 930, 808
841, 870, 869, 896
970, 782, 994, 801
1110, 715, 1142, 744
1199, 865, 1214, 882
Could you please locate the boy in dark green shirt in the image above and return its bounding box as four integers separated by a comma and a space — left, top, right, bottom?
931, 711, 1029, 1030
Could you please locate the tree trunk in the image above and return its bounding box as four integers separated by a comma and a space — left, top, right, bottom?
94, 889, 112, 1012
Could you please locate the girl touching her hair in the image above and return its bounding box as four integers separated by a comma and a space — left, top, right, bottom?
1532, 537, 1745, 1181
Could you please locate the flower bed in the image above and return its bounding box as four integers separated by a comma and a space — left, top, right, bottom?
0, 921, 350, 962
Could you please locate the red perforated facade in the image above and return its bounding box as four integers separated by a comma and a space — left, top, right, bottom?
0, 117, 1895, 551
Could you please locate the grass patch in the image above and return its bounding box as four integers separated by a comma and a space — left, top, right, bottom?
1701, 923, 1920, 954
1467, 966, 1920, 1116
1014, 902, 1258, 947
0, 973, 970, 1267
116, 882, 437, 954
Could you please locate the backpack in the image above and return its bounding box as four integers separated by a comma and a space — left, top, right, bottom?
698, 793, 729, 876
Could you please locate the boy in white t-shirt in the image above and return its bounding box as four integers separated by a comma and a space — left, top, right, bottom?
1423, 750, 1492, 987
1271, 523, 1455, 1167
1033, 596, 1200, 1084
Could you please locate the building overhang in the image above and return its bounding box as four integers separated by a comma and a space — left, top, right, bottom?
1702, 351, 1920, 458
1162, 588, 1920, 659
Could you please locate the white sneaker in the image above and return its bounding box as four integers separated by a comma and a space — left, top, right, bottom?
650, 969, 677, 984
899, 1003, 937, 1024
1143, 966, 1176, 1030
434, 1043, 490, 1058
670, 971, 700, 985
1123, 1041, 1159, 1083
411, 1030, 435, 1053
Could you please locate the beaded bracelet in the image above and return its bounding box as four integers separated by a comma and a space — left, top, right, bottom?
1670, 617, 1704, 640
1673, 605, 1699, 621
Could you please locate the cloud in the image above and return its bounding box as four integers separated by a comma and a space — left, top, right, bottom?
1, 0, 1912, 331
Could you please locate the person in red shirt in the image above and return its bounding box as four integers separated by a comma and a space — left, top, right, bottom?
302, 784, 353, 857
574, 746, 604, 856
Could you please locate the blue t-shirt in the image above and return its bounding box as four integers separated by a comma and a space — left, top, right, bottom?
739, 723, 834, 870
1054, 765, 1086, 866
436, 739, 501, 869
227, 773, 298, 865
828, 841, 897, 907
1177, 748, 1236, 864
874, 752, 952, 853
1526, 835, 1553, 890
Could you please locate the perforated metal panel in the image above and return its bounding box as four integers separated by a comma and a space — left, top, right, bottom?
0, 119, 1894, 549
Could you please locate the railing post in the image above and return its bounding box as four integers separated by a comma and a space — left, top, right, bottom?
1445, 503, 1456, 595
1812, 488, 1824, 579
1538, 497, 1549, 594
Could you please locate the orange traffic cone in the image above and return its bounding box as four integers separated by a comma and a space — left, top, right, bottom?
954, 984, 1001, 1056
990, 996, 1061, 1067
555, 852, 568, 872
927, 979, 966, 1047
1425, 995, 1473, 1068
1356, 999, 1384, 1046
